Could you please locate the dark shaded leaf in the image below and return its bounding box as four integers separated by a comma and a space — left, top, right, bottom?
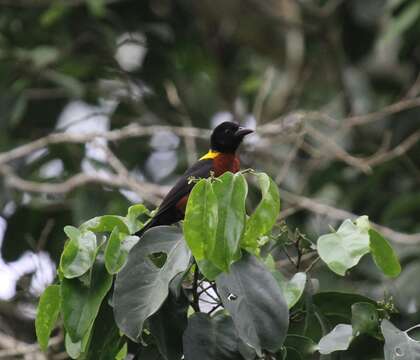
183, 313, 244, 360
216, 253, 289, 354
381, 320, 420, 360
149, 290, 189, 360
113, 226, 191, 341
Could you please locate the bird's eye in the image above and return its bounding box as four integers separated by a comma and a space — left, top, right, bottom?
224, 129, 231, 134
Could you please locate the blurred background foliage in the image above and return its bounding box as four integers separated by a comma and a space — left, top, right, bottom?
0, 0, 419, 358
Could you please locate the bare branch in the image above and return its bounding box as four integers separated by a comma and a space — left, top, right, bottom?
280, 189, 420, 244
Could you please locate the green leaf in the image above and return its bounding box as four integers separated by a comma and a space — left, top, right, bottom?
35, 285, 61, 351
242, 172, 280, 251
273, 271, 306, 309
197, 259, 222, 280
216, 253, 289, 355
211, 172, 248, 271
183, 313, 245, 360
113, 226, 191, 341
351, 302, 379, 337
369, 228, 401, 278
104, 227, 139, 274
381, 320, 420, 360
317, 218, 370, 276
184, 179, 218, 261
61, 256, 113, 342
79, 302, 125, 360
126, 204, 150, 234
81, 215, 130, 234
60, 226, 97, 279
318, 324, 353, 354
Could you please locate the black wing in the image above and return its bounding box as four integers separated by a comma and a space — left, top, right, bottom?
136, 159, 214, 236
154, 158, 214, 217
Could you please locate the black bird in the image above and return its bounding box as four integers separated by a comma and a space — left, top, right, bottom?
136, 121, 253, 237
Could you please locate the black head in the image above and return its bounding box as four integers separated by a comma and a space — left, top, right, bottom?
210, 121, 253, 153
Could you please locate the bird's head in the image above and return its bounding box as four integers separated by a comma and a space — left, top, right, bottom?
210, 121, 253, 153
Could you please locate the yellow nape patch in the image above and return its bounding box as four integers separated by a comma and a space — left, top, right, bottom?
199, 150, 220, 160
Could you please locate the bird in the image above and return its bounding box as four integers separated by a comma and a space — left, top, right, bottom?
136, 121, 253, 237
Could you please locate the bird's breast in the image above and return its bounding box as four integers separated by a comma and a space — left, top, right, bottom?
213, 153, 240, 176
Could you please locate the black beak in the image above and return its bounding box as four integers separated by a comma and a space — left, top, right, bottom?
234, 127, 254, 138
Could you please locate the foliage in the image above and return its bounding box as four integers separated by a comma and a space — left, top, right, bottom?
35, 171, 413, 359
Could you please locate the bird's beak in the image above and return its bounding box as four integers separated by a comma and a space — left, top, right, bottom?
234, 127, 254, 138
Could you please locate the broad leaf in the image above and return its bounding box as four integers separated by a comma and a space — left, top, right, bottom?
369, 228, 401, 278
104, 227, 139, 274
273, 271, 306, 309
197, 259, 222, 280
184, 179, 218, 261
61, 256, 113, 342
216, 253, 289, 354
211, 172, 247, 271
183, 313, 244, 360
36, 284, 61, 351
318, 324, 353, 354
149, 290, 189, 360
242, 172, 280, 251
313, 292, 376, 325
317, 218, 370, 276
60, 226, 97, 279
382, 320, 420, 360
113, 226, 191, 341
351, 302, 379, 337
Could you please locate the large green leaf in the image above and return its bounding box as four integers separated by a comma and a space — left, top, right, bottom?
317, 217, 370, 276
79, 302, 125, 360
369, 229, 401, 278
273, 271, 306, 309
183, 313, 244, 360
113, 226, 191, 341
61, 256, 113, 342
104, 227, 139, 274
211, 172, 247, 271
60, 226, 97, 279
216, 253, 289, 354
381, 320, 420, 360
35, 284, 61, 351
184, 179, 218, 261
242, 172, 280, 251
